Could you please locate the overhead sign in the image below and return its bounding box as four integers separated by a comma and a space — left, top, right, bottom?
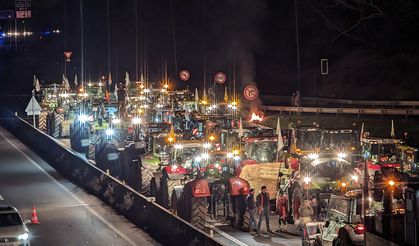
243, 85, 258, 101
179, 70, 190, 81
214, 72, 226, 84
15, 0, 31, 19
25, 96, 41, 116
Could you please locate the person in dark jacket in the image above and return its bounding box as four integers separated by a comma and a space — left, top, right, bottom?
246, 188, 257, 233
256, 186, 272, 235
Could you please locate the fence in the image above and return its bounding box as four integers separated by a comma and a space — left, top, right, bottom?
0, 110, 225, 246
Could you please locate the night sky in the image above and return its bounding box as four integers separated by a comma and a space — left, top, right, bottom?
0, 0, 418, 100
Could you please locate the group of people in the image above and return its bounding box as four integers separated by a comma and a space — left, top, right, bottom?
245, 185, 320, 236
244, 186, 289, 235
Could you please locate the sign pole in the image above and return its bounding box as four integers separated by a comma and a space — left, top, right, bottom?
31, 90, 36, 128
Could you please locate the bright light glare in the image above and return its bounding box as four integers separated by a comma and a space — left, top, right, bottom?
78, 114, 88, 123
352, 175, 359, 181
233, 156, 240, 161
18, 233, 29, 240
105, 128, 114, 136
132, 117, 141, 124
312, 159, 320, 166
388, 180, 395, 186
227, 153, 234, 158
201, 153, 209, 159
171, 164, 178, 171
195, 156, 202, 162
112, 118, 120, 124
174, 144, 183, 149
341, 182, 347, 187
308, 153, 319, 160
203, 143, 212, 149
338, 152, 347, 159
303, 176, 311, 184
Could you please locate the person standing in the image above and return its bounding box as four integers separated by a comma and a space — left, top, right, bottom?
256, 186, 272, 235
246, 189, 258, 233
276, 190, 288, 232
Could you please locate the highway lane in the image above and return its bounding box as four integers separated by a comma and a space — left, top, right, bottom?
0, 126, 159, 246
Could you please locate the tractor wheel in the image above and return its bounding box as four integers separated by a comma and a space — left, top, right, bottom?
140, 167, 153, 196
86, 143, 96, 160
150, 175, 161, 200
160, 178, 181, 208
242, 211, 250, 232
190, 197, 207, 230
171, 187, 183, 215
70, 123, 81, 151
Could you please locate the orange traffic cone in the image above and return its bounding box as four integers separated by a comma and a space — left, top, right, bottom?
31, 206, 40, 224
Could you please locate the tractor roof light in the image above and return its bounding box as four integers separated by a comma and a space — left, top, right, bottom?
132, 117, 141, 124
209, 135, 215, 142
308, 153, 319, 160
203, 143, 212, 149
388, 180, 395, 186
351, 175, 359, 182
174, 144, 183, 150
78, 114, 88, 123
341, 182, 347, 187
338, 152, 347, 159
105, 128, 114, 136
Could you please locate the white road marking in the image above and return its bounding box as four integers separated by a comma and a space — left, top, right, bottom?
0, 131, 138, 246
208, 225, 249, 246
0, 194, 4, 200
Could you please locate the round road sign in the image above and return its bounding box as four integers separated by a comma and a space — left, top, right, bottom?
243, 85, 258, 101
179, 70, 190, 81
214, 72, 227, 84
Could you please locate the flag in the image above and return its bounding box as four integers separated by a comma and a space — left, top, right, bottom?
238, 117, 243, 138
114, 82, 118, 98
33, 75, 37, 87
276, 117, 284, 151
125, 72, 130, 88
391, 120, 395, 138
53, 83, 58, 94
290, 129, 297, 154
35, 79, 41, 92
74, 74, 78, 86
224, 87, 228, 102
203, 88, 207, 101
105, 88, 110, 104
62, 74, 70, 90
195, 88, 199, 102
108, 72, 112, 85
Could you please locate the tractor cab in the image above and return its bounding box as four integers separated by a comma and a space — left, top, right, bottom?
362, 137, 403, 172
312, 192, 364, 246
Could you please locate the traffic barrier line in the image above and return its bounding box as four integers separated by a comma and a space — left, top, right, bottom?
0, 130, 138, 246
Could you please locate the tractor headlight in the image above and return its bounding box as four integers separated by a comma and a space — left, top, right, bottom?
308, 153, 319, 160
338, 152, 347, 159
18, 233, 29, 241
105, 128, 114, 136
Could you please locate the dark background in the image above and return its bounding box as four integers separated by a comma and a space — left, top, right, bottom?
0, 0, 418, 100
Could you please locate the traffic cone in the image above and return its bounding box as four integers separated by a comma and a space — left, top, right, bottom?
31, 206, 40, 224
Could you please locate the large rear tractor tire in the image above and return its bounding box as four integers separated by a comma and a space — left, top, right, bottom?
160, 177, 181, 208
140, 167, 153, 196
190, 197, 207, 230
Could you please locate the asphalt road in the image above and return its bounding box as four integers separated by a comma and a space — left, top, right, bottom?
0, 126, 159, 246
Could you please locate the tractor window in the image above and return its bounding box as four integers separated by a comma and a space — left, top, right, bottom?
246, 141, 277, 163
328, 196, 350, 222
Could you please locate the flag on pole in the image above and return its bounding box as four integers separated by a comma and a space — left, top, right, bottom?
108, 72, 112, 85
125, 72, 130, 88
195, 88, 199, 102
203, 88, 207, 101
35, 79, 41, 92
391, 120, 395, 138
238, 117, 243, 138
33, 75, 37, 87
224, 87, 228, 102
74, 74, 78, 86
53, 83, 58, 94
62, 74, 70, 90
276, 117, 284, 151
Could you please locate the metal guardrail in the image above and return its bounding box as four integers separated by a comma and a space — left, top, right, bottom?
261, 105, 419, 116
0, 110, 225, 246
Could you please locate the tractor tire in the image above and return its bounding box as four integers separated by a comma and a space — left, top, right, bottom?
140, 167, 153, 196
190, 197, 207, 230
70, 122, 81, 151
160, 178, 181, 208
171, 186, 183, 215
86, 144, 96, 160
242, 211, 250, 232
150, 175, 161, 200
